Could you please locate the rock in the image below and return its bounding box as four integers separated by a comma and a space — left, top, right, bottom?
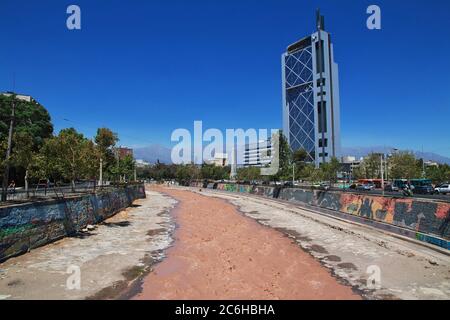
86, 225, 96, 231
81, 228, 88, 233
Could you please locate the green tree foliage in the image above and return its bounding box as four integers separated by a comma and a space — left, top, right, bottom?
94, 128, 118, 178
274, 131, 292, 181
175, 164, 200, 185
389, 151, 421, 180
293, 149, 308, 167
200, 163, 230, 181
236, 166, 261, 182
292, 148, 309, 181
114, 154, 135, 181
320, 157, 340, 183
153, 161, 176, 181
137, 161, 177, 181
298, 163, 323, 182
0, 139, 7, 182
0, 95, 53, 148
425, 164, 450, 185
11, 132, 35, 192
354, 153, 381, 179
35, 128, 98, 189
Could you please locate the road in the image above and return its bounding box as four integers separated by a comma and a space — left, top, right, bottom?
0, 185, 449, 300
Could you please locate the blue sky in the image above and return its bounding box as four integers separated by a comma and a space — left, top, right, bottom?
1, 0, 449, 156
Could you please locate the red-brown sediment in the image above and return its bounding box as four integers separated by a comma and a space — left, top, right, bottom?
132, 187, 360, 300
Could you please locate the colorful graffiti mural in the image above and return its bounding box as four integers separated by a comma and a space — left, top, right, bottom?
0, 184, 146, 262
213, 183, 275, 198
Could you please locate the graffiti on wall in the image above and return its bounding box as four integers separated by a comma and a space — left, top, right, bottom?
0, 184, 146, 262
278, 188, 314, 205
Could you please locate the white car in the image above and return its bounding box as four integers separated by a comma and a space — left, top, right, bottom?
435, 184, 450, 195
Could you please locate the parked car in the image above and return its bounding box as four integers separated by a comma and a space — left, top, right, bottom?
434, 184, 450, 195
356, 183, 375, 191
312, 182, 330, 191
284, 181, 294, 187
412, 184, 435, 195
410, 179, 434, 195
384, 184, 399, 192
348, 183, 357, 190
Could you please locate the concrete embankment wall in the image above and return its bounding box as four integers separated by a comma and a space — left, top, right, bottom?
0, 184, 146, 262
191, 182, 450, 249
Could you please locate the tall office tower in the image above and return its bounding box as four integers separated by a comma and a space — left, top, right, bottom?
282, 11, 341, 167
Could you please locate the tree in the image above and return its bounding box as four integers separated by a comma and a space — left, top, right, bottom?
1, 95, 54, 197
175, 164, 200, 185
94, 128, 118, 179
274, 131, 292, 181
118, 155, 135, 181
390, 151, 420, 180
299, 163, 322, 182
200, 163, 230, 181
31, 137, 61, 182
358, 153, 381, 179
292, 148, 308, 180
236, 167, 261, 181
0, 139, 6, 181
11, 132, 35, 195
0, 95, 53, 147
293, 149, 308, 166
38, 128, 98, 190
426, 164, 450, 185
320, 157, 340, 183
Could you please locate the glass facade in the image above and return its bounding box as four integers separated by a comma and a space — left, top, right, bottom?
284, 44, 315, 162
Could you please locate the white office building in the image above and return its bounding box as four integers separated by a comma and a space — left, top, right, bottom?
243, 139, 273, 167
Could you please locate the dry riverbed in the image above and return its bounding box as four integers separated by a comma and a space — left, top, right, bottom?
0, 191, 177, 300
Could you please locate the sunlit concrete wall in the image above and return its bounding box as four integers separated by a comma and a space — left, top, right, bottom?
0, 184, 145, 262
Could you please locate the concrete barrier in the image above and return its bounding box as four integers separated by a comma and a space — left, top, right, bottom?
278, 188, 450, 241
279, 188, 314, 205
0, 184, 146, 262
251, 185, 275, 198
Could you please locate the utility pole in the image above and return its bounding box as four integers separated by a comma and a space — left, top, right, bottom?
385, 155, 389, 182
1, 96, 16, 202
422, 145, 425, 178
292, 163, 295, 185
99, 158, 103, 187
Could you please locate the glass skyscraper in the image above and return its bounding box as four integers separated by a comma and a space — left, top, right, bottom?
282, 15, 341, 166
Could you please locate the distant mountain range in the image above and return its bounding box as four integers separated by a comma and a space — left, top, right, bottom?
341, 146, 450, 165
133, 144, 450, 165
133, 144, 172, 164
